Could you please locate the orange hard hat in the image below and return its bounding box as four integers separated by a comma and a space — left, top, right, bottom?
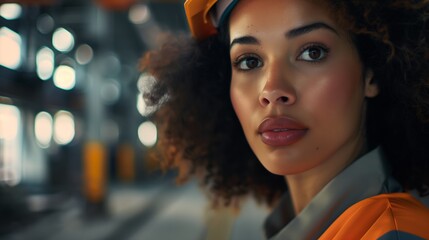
184, 0, 239, 40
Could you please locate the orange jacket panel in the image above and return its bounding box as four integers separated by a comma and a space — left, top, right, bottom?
320, 193, 429, 240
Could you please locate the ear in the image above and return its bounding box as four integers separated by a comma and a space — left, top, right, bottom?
364, 69, 379, 98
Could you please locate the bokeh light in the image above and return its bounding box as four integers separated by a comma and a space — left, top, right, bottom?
129, 4, 151, 24
36, 14, 54, 34
35, 111, 53, 148
75, 44, 94, 65
0, 103, 21, 186
53, 111, 75, 145
0, 3, 22, 20
0, 104, 20, 140
0, 27, 21, 70
100, 79, 121, 105
52, 28, 75, 52
53, 65, 76, 90
138, 121, 157, 147
36, 47, 55, 80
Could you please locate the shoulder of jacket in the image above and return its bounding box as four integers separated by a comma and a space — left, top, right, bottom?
319, 193, 429, 240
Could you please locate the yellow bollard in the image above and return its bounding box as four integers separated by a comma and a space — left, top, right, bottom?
83, 141, 107, 203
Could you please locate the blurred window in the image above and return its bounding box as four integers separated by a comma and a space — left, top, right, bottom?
0, 27, 21, 70
0, 103, 22, 186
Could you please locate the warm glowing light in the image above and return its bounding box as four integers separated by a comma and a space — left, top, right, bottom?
53, 111, 75, 145
0, 104, 20, 140
36, 47, 54, 80
53, 65, 76, 90
35, 112, 53, 148
75, 44, 93, 65
129, 4, 151, 24
52, 28, 74, 52
138, 121, 157, 147
0, 103, 21, 186
0, 4, 22, 20
0, 27, 21, 70
136, 93, 146, 116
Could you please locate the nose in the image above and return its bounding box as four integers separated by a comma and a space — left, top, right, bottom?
259, 64, 296, 107
259, 90, 294, 106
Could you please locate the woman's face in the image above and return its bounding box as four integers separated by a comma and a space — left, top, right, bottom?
229, 0, 379, 175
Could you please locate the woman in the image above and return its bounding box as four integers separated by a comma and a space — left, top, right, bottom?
142, 0, 429, 239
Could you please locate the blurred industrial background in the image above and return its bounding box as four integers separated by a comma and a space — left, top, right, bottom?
0, 0, 269, 239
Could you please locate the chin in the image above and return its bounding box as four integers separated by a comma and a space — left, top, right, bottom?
260, 159, 311, 176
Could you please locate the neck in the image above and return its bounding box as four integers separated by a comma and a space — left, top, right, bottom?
285, 140, 367, 215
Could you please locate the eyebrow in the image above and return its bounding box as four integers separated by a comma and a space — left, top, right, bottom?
230, 36, 259, 50
230, 22, 338, 49
286, 22, 338, 38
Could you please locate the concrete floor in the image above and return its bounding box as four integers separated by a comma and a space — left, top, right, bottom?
2, 179, 269, 240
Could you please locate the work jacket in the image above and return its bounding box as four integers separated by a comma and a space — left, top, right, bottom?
264, 147, 429, 239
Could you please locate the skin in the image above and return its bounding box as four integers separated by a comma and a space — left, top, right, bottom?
228, 0, 379, 214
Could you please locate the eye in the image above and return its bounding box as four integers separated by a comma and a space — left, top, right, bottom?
234, 55, 263, 71
298, 45, 329, 62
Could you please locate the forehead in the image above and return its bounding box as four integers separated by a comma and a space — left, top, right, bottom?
228, 0, 336, 38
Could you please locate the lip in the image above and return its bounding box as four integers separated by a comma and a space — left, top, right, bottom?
258, 117, 308, 147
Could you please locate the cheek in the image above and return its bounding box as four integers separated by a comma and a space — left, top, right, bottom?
305, 67, 363, 116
